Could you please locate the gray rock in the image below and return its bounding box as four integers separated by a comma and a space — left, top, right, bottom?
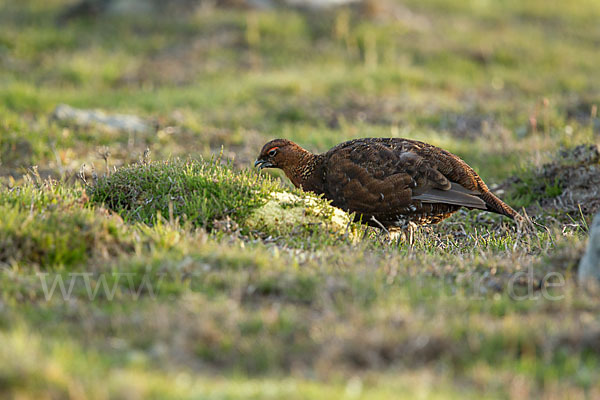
106, 0, 157, 15
579, 213, 600, 284
52, 104, 151, 134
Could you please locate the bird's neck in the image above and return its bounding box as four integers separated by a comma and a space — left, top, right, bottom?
283, 149, 325, 194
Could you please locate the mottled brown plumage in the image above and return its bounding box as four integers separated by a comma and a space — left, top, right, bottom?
255, 138, 520, 230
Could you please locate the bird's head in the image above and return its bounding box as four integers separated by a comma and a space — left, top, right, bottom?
254, 139, 301, 171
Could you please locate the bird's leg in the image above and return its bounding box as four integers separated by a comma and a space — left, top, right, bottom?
370, 216, 398, 244
369, 216, 389, 235
388, 230, 405, 244
393, 222, 417, 247
407, 223, 415, 247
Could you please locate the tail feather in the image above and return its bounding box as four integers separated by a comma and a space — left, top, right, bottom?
479, 191, 521, 220
414, 184, 487, 210
415, 182, 520, 221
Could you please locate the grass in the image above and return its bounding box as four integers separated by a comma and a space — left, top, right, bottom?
0, 180, 133, 269
1, 0, 600, 398
89, 156, 279, 229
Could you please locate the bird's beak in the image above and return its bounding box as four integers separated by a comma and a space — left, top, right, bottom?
254, 159, 273, 170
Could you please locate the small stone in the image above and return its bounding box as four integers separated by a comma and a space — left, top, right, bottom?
52, 104, 151, 134
579, 213, 600, 285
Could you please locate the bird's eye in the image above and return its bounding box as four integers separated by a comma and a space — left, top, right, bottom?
268, 149, 277, 157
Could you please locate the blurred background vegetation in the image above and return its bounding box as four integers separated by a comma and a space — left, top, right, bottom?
2, 0, 599, 181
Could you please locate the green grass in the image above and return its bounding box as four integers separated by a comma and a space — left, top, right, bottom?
0, 181, 132, 269
89, 157, 279, 229
1, 0, 600, 398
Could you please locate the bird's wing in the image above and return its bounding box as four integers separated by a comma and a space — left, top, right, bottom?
413, 182, 486, 209
324, 141, 486, 216
391, 139, 513, 216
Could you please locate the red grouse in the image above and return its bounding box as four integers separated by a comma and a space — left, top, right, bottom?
255, 138, 520, 231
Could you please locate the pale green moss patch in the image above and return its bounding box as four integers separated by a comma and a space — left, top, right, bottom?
246, 191, 357, 241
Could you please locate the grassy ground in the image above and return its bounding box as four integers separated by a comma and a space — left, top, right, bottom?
1, 0, 600, 398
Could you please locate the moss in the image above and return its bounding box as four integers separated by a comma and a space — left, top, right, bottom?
89, 157, 280, 231
245, 191, 357, 241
